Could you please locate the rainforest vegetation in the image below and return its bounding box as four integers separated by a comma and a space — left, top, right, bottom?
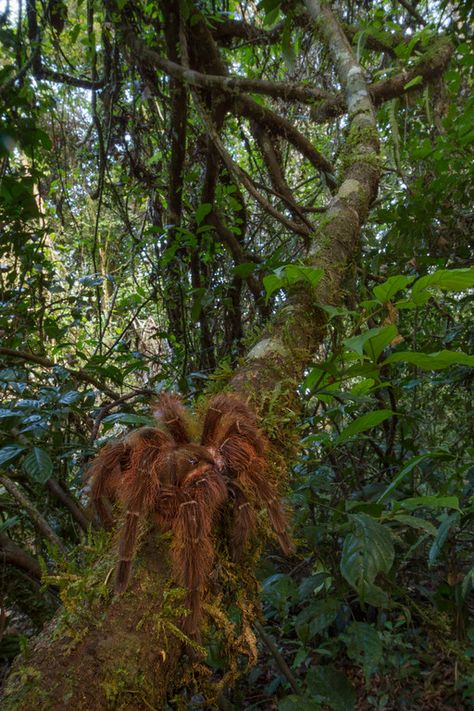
0, 0, 473, 708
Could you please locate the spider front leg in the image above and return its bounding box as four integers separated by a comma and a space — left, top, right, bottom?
227, 480, 257, 562
114, 428, 173, 593
87, 441, 129, 527
171, 466, 227, 637
221, 436, 294, 556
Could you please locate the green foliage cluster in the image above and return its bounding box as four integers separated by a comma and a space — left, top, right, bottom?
239, 269, 474, 709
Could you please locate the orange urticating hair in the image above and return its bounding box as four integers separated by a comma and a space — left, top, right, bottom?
87, 392, 293, 637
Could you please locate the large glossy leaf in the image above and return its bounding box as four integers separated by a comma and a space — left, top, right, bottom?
363, 325, 398, 362
0, 445, 25, 466
195, 202, 212, 225
373, 274, 416, 302
385, 514, 437, 536
344, 326, 388, 356
377, 452, 449, 502
396, 495, 460, 511
59, 390, 82, 405
23, 447, 53, 483
412, 267, 474, 295
385, 350, 474, 370
340, 514, 394, 606
233, 262, 257, 278
335, 410, 393, 445
294, 598, 340, 643
263, 264, 323, 301
428, 512, 460, 566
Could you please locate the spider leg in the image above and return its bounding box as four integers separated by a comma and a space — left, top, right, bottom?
153, 392, 192, 444
221, 436, 294, 556
114, 429, 173, 593
171, 465, 227, 637
87, 441, 129, 527
227, 480, 257, 562
201, 394, 264, 456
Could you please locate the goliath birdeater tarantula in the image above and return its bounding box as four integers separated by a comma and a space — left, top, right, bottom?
87, 393, 293, 635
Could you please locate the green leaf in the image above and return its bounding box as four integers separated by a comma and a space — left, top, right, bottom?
340, 514, 394, 606
377, 452, 447, 502
318, 304, 352, 319
412, 267, 474, 295
284, 265, 323, 288
0, 409, 20, 419
263, 264, 323, 302
344, 326, 394, 357
363, 325, 398, 362
461, 567, 474, 598
292, 646, 309, 669
306, 665, 355, 711
385, 350, 474, 370
191, 287, 206, 322
385, 513, 437, 536
101, 413, 156, 426
263, 5, 280, 26
195, 202, 212, 225
79, 274, 104, 287
278, 697, 319, 711
428, 512, 460, 566
342, 622, 382, 682
295, 598, 340, 643
233, 262, 257, 278
335, 410, 393, 445
23, 447, 53, 483
396, 495, 460, 511
59, 390, 82, 405
373, 274, 416, 302
0, 515, 20, 535
278, 697, 301, 711
263, 272, 284, 301
0, 445, 25, 466
403, 74, 423, 89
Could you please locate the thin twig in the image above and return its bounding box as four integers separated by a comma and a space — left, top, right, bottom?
254, 620, 302, 696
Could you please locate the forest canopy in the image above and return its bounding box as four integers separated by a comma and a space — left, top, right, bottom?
0, 0, 473, 709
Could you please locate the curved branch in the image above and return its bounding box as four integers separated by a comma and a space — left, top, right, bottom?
46, 478, 90, 533
0, 348, 120, 400
251, 122, 314, 235
311, 35, 453, 122
0, 533, 42, 580
398, 0, 427, 26
0, 476, 66, 553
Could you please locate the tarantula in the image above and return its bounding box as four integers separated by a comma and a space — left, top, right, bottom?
87, 393, 293, 635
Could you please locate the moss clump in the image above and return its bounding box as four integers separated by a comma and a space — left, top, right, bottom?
337, 122, 381, 181
1, 666, 48, 711
42, 528, 115, 646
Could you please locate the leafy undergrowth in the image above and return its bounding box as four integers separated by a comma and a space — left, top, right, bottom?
224, 269, 474, 711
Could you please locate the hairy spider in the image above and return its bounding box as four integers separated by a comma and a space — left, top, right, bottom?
87, 393, 293, 636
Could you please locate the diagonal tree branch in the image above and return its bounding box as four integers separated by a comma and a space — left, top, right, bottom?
0, 348, 120, 399
0, 476, 66, 553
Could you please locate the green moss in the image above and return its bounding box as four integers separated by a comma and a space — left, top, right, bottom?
336, 122, 381, 181
42, 529, 115, 646
1, 666, 44, 710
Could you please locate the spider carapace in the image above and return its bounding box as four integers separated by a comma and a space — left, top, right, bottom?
87, 393, 293, 636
